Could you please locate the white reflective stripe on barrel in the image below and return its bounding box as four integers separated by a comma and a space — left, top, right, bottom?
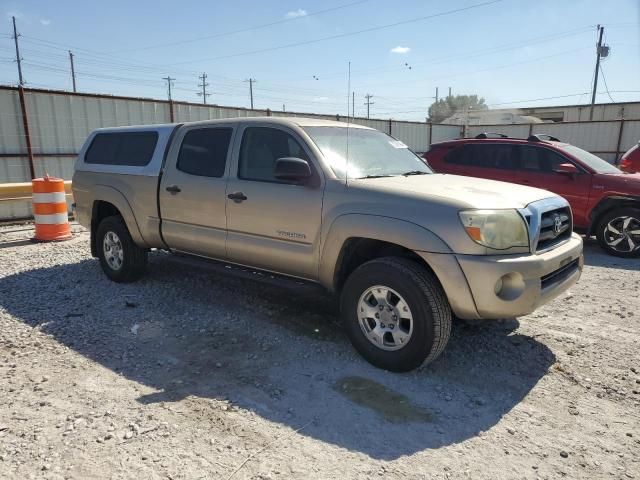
32, 192, 66, 203
34, 213, 69, 224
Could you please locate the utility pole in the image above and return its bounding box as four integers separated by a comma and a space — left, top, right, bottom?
69, 51, 77, 93
162, 76, 175, 101
435, 87, 439, 103
245, 78, 255, 109
590, 25, 604, 120
448, 87, 452, 99
197, 73, 210, 104
11, 16, 24, 86
282, 104, 285, 112
364, 94, 374, 119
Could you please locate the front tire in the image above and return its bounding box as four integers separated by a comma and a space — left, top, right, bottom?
340, 257, 452, 372
596, 207, 640, 258
96, 216, 148, 282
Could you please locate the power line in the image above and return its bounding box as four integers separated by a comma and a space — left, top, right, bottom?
168, 0, 503, 65
599, 64, 615, 103
109, 0, 372, 53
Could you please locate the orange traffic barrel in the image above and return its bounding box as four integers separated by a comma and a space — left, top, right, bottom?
32, 175, 72, 241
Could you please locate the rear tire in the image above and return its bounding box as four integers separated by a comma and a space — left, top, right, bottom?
340, 257, 452, 372
595, 207, 640, 258
96, 216, 148, 282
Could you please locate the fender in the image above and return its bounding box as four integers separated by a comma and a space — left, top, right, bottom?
318, 213, 452, 291
587, 194, 640, 235
92, 184, 148, 248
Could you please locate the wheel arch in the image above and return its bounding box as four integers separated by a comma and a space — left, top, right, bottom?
588, 195, 640, 235
90, 186, 147, 257
319, 214, 452, 293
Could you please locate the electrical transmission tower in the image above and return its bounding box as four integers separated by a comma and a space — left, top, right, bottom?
364, 94, 374, 119
197, 73, 211, 104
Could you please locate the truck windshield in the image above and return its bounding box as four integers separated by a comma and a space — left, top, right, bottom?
303, 126, 432, 179
561, 145, 621, 174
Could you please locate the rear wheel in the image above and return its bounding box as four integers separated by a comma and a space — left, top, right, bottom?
340, 257, 452, 372
96, 216, 148, 282
596, 207, 640, 258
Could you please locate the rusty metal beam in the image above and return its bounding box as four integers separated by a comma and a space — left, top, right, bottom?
17, 86, 35, 179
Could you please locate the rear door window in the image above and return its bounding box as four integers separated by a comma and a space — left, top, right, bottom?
444, 143, 517, 170
177, 128, 233, 178
469, 144, 518, 170
444, 145, 472, 165
85, 132, 158, 166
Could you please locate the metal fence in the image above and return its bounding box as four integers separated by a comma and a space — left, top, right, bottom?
1, 84, 639, 221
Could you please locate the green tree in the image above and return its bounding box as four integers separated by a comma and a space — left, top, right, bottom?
428, 94, 488, 123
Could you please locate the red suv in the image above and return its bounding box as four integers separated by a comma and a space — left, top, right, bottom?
620, 142, 640, 173
424, 133, 640, 257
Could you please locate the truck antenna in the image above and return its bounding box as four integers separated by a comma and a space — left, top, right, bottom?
345, 61, 351, 187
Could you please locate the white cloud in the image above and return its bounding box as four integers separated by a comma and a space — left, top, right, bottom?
313, 96, 330, 102
285, 9, 307, 19
40, 18, 51, 26
390, 46, 411, 54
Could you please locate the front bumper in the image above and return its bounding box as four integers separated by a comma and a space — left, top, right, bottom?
420, 233, 583, 320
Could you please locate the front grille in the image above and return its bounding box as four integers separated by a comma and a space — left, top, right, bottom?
537, 207, 572, 252
541, 258, 579, 290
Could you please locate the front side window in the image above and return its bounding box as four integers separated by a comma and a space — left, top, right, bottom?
177, 128, 233, 177
518, 146, 569, 173
85, 131, 158, 166
303, 126, 431, 179
239, 127, 309, 182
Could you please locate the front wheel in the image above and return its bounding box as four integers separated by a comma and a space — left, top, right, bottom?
340, 257, 452, 372
596, 207, 640, 258
96, 216, 148, 282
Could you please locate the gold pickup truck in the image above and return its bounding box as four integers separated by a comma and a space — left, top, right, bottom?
73, 117, 583, 372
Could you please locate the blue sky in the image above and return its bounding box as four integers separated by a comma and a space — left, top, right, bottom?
0, 0, 638, 120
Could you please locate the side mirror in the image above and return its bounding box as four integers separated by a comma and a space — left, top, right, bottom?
274, 157, 312, 183
553, 162, 578, 176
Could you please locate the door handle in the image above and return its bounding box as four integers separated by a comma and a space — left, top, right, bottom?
166, 185, 181, 194
227, 192, 248, 202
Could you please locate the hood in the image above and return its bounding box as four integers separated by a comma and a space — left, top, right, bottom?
351, 173, 557, 209
594, 172, 640, 194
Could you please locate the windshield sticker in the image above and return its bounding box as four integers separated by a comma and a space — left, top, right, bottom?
389, 140, 408, 149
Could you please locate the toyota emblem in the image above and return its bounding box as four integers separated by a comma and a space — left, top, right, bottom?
553, 215, 563, 234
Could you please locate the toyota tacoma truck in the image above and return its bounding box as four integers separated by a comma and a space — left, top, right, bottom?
72, 117, 583, 372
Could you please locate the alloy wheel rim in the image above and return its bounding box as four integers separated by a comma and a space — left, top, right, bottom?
357, 285, 413, 351
103, 231, 124, 270
604, 216, 640, 253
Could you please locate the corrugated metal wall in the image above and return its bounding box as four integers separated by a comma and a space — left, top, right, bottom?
1, 85, 638, 220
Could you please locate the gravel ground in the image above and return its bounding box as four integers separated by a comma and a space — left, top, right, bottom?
0, 224, 638, 480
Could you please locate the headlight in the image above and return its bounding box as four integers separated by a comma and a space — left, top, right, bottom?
459, 209, 529, 250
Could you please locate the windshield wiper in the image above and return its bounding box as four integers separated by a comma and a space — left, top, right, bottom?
357, 174, 395, 179
401, 170, 429, 176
